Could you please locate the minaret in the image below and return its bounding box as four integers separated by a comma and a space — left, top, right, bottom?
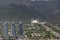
11, 22, 16, 36
18, 22, 23, 36
4, 22, 9, 38
36, 18, 39, 23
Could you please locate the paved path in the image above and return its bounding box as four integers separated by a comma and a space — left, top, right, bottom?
47, 23, 60, 30
39, 22, 60, 38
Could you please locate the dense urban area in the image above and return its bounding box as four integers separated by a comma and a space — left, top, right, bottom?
0, 20, 60, 40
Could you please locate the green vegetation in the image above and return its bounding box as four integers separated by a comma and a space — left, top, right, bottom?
44, 23, 60, 34
0, 22, 58, 40
23, 23, 56, 39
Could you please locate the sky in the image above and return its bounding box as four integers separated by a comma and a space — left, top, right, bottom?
30, 0, 50, 1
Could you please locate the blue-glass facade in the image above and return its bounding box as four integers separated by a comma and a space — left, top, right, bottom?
4, 22, 8, 37
18, 22, 23, 36
11, 22, 16, 36
3, 22, 23, 37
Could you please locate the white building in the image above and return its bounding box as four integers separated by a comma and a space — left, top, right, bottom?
31, 18, 39, 24
31, 20, 38, 23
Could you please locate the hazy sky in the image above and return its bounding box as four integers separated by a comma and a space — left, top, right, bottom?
31, 0, 50, 1
0, 0, 24, 5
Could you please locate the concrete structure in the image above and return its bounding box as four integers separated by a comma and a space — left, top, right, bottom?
0, 22, 24, 39
11, 22, 16, 36
3, 22, 9, 38
31, 18, 39, 24
18, 22, 23, 36
31, 20, 38, 23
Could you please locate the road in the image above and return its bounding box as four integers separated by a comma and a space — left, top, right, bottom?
39, 22, 60, 38
47, 23, 60, 30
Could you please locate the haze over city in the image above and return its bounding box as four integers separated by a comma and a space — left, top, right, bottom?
0, 0, 60, 40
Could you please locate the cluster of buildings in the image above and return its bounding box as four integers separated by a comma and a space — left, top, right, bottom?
0, 22, 24, 40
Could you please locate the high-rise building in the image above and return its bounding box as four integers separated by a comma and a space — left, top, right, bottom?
18, 22, 23, 36
11, 22, 16, 36
4, 22, 8, 37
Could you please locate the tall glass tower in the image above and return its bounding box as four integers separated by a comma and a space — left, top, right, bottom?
11, 22, 16, 36
4, 22, 8, 37
18, 22, 23, 36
